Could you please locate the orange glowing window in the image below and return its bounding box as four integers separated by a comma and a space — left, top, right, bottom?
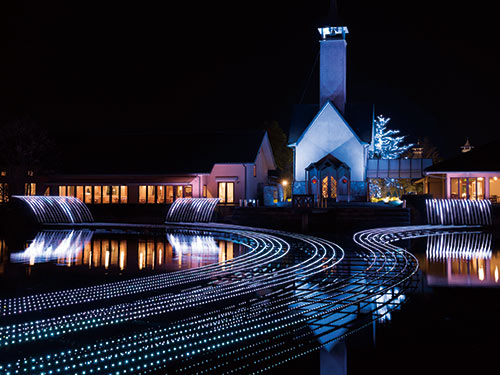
139, 186, 147, 204
93, 186, 102, 204
102, 186, 111, 204
120, 186, 128, 204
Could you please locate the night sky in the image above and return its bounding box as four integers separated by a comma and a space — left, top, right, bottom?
1, 0, 499, 158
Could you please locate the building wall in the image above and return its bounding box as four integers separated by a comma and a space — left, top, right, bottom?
206, 164, 245, 202
293, 102, 366, 191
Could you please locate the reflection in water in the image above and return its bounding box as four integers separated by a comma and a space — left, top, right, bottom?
375, 287, 405, 323
5, 230, 237, 272
164, 233, 234, 270
420, 232, 500, 287
85, 238, 128, 270
10, 230, 93, 266
426, 232, 492, 260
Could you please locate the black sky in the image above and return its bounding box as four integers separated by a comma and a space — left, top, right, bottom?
1, 0, 499, 158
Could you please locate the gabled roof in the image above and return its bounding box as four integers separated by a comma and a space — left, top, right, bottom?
54, 130, 270, 175
426, 140, 500, 173
287, 101, 372, 146
305, 153, 349, 171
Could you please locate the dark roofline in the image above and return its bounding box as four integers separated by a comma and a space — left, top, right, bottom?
425, 140, 500, 173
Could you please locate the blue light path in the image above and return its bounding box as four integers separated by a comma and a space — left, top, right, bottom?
0, 224, 425, 375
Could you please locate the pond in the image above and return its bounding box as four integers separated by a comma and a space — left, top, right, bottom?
0, 229, 245, 297
349, 228, 500, 375
0, 225, 497, 375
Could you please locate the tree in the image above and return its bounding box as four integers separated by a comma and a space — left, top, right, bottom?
369, 115, 413, 159
421, 137, 442, 164
0, 117, 57, 196
368, 115, 413, 199
264, 121, 293, 197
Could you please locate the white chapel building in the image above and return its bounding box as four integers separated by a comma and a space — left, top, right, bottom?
288, 26, 430, 204
288, 26, 370, 203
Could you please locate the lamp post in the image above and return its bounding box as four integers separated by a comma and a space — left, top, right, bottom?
282, 180, 288, 201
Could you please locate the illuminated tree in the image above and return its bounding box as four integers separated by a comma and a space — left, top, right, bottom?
369, 115, 413, 199
369, 115, 413, 159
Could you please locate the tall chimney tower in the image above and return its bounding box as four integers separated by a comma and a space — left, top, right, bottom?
318, 26, 348, 114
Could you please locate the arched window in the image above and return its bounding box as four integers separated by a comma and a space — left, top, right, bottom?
322, 176, 337, 199
330, 177, 337, 199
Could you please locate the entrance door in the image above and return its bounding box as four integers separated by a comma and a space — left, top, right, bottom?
218, 182, 235, 204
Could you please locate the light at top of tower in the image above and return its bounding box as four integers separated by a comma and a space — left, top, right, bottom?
318, 26, 349, 40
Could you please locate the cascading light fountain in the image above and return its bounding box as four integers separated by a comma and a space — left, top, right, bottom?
12, 195, 94, 224
425, 199, 492, 226
165, 198, 220, 222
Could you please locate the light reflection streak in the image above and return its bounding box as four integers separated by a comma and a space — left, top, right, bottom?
10, 230, 93, 266
422, 231, 500, 286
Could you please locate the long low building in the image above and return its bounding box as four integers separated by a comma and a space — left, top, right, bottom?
0, 130, 278, 206
423, 141, 500, 201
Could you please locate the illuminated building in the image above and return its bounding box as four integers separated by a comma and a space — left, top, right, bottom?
424, 141, 500, 201
3, 131, 276, 206
288, 26, 431, 204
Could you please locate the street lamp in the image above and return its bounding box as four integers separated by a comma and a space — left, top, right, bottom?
282, 180, 288, 201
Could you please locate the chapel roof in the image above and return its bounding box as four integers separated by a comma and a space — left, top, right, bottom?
287, 101, 372, 145
305, 153, 349, 170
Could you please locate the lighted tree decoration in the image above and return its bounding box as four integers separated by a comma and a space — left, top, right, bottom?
369, 115, 413, 199
369, 115, 413, 159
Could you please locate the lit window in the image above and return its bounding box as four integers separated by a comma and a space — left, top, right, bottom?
27, 170, 34, 177
25, 183, 36, 196
184, 185, 192, 198
175, 186, 183, 200
147, 185, 155, 204
44, 187, 50, 196
120, 186, 128, 204
84, 186, 92, 204
102, 186, 110, 204
166, 186, 174, 203
490, 177, 500, 203
203, 185, 207, 198
93, 186, 102, 204
67, 186, 75, 197
76, 186, 84, 201
59, 186, 67, 196
139, 186, 147, 204
0, 170, 6, 177
157, 185, 165, 204
111, 186, 119, 204
322, 177, 328, 199
253, 165, 256, 177
450, 178, 459, 199
218, 182, 234, 203
0, 183, 8, 202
